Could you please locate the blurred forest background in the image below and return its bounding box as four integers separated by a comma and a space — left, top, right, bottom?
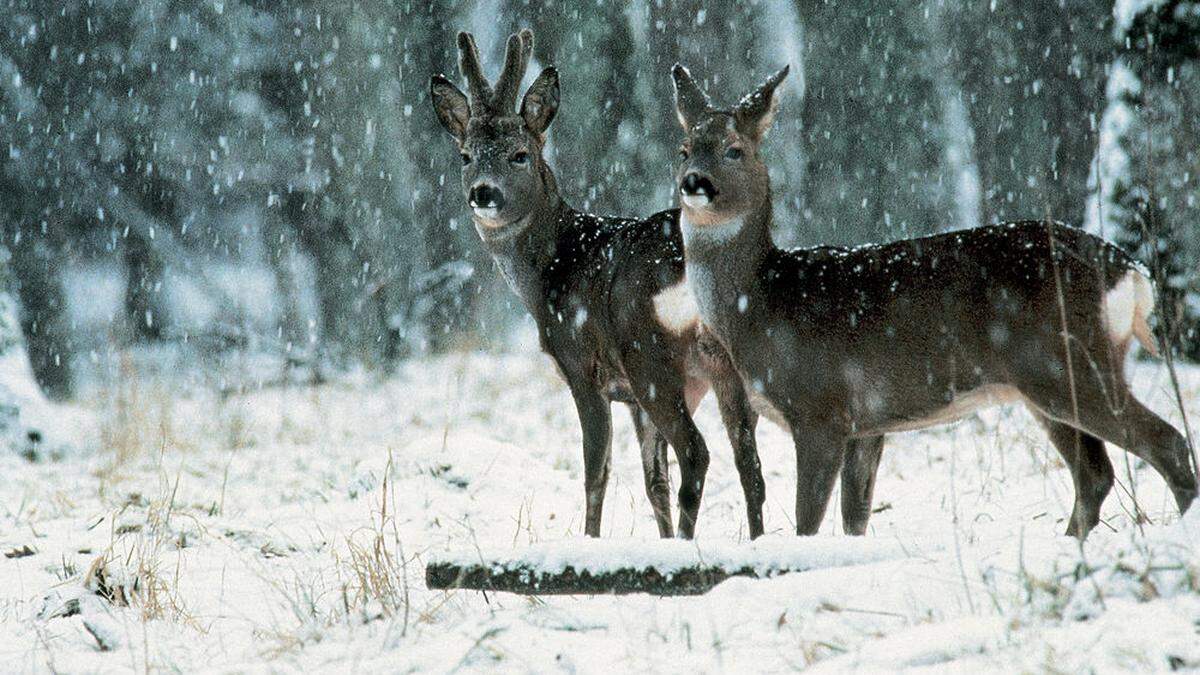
0, 0, 1198, 403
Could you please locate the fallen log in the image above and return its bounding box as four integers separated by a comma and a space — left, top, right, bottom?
426, 561, 782, 596
426, 536, 921, 596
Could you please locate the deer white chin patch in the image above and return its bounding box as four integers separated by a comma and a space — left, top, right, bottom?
472, 206, 501, 222
653, 277, 700, 334
681, 193, 711, 209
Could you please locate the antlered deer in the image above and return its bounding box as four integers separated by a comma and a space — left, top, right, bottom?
668, 62, 1197, 538
428, 30, 767, 538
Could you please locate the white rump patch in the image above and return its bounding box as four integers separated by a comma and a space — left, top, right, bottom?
1102, 270, 1158, 354
1102, 271, 1138, 345
653, 277, 700, 334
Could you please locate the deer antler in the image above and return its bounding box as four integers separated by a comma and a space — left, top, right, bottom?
494, 29, 533, 113
457, 30, 534, 116
457, 32, 493, 114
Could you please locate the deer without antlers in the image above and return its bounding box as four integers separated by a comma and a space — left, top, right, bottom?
669, 62, 1197, 539
429, 30, 767, 539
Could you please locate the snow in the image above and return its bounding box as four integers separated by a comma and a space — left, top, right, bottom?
1113, 0, 1167, 34
430, 534, 922, 577
1085, 59, 1140, 238
2, 350, 1200, 672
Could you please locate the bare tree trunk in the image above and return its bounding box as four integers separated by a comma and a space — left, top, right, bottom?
795, 0, 954, 244
1, 245, 77, 460
261, 209, 314, 364
426, 560, 796, 596
8, 232, 73, 400
122, 231, 170, 342
929, 3, 981, 232
945, 1, 1109, 227
285, 193, 378, 367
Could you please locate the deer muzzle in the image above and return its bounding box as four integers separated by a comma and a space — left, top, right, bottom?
680, 172, 718, 208
469, 183, 506, 220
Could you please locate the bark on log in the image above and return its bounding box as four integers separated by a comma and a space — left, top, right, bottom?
425, 561, 794, 596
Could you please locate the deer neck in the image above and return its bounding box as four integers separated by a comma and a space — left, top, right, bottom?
682, 197, 774, 337
479, 164, 569, 318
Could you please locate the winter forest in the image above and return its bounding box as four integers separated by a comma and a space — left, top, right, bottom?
2, 0, 1200, 672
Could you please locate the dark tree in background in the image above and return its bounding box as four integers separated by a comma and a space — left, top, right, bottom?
0, 1, 290, 384
0, 0, 1198, 402
945, 0, 1111, 228
3, 214, 74, 399
394, 0, 483, 355
798, 0, 958, 245
290, 0, 482, 364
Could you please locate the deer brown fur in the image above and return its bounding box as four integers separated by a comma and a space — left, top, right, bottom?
670, 62, 1197, 538
429, 32, 768, 539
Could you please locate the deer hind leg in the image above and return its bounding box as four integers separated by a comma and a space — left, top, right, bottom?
634, 386, 710, 539
710, 368, 766, 539
840, 435, 885, 536
1018, 376, 1197, 519
623, 341, 712, 539
627, 403, 673, 538
1032, 412, 1114, 538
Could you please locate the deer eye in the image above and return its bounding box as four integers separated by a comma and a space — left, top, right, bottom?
510, 151, 530, 165
678, 148, 689, 161
724, 146, 744, 161
460, 153, 471, 166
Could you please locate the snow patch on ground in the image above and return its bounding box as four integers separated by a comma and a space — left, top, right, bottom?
0, 347, 94, 461
1, 351, 1198, 672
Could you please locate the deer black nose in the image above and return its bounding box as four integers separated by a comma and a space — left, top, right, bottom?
469, 184, 505, 211
680, 172, 717, 199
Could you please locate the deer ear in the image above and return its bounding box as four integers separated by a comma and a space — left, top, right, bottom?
430, 74, 470, 141
734, 65, 789, 140
521, 67, 559, 136
672, 63, 709, 131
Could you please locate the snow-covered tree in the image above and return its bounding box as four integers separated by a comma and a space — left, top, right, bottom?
1090, 0, 1200, 360
0, 1, 294, 374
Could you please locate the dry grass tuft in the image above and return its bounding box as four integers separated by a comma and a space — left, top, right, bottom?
84, 543, 189, 623
96, 354, 190, 489
336, 452, 411, 630
83, 468, 196, 625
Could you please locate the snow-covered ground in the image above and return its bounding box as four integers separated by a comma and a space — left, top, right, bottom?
2, 349, 1199, 672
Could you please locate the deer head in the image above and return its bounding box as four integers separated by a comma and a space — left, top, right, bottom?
430, 30, 560, 241
671, 63, 789, 230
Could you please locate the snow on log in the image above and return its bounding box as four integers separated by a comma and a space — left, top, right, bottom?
426, 536, 920, 596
